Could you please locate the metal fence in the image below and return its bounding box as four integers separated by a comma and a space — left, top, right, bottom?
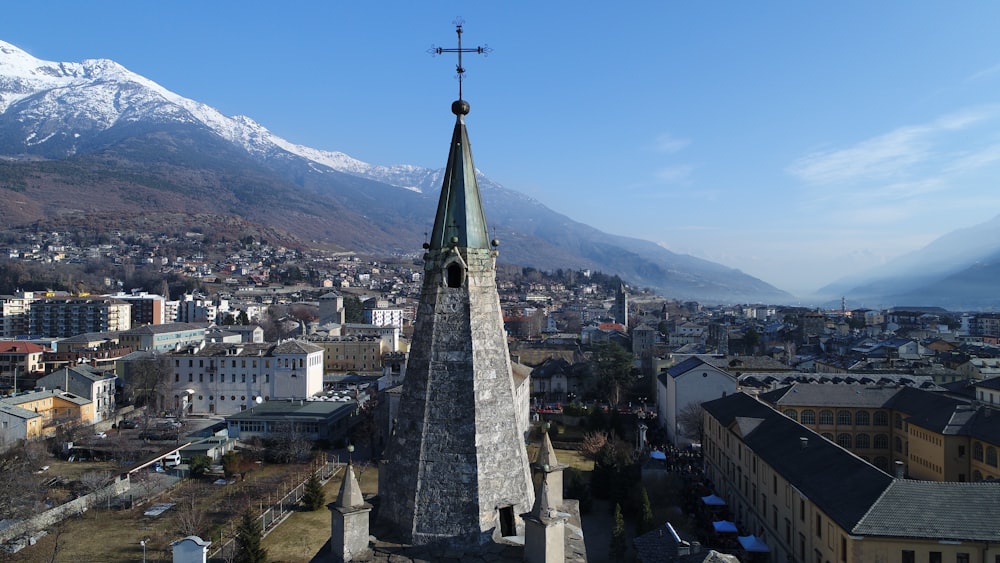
209, 460, 341, 562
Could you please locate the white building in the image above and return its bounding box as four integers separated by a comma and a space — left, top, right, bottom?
165, 340, 324, 416
656, 356, 737, 446
363, 298, 404, 328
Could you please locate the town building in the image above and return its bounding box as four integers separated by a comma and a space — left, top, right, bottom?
657, 356, 737, 446
28, 295, 132, 337
225, 398, 356, 442
0, 291, 36, 338
36, 365, 117, 423
0, 340, 47, 390
118, 322, 207, 352
164, 340, 324, 416
362, 297, 404, 328
701, 392, 1000, 563
0, 388, 94, 437
110, 290, 166, 326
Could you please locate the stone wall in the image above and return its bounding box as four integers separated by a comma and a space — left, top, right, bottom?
0, 476, 130, 545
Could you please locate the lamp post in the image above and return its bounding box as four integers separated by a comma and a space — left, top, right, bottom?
347, 443, 354, 464
140, 539, 147, 563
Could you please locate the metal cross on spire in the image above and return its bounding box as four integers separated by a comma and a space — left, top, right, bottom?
428, 17, 492, 101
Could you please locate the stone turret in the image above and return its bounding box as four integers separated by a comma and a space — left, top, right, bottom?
523, 429, 569, 563
330, 463, 372, 561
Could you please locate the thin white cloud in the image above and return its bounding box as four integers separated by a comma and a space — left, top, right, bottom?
968, 62, 1000, 82
946, 143, 1000, 174
787, 107, 1000, 186
787, 126, 931, 185
655, 164, 695, 184
652, 133, 690, 154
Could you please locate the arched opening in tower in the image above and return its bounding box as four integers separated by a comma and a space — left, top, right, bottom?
446, 263, 465, 288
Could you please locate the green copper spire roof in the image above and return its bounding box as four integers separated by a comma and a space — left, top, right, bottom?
428, 100, 491, 251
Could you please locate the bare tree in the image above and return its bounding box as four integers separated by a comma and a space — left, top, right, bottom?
126, 355, 172, 410
0, 450, 44, 521
578, 430, 610, 462
78, 470, 115, 496
676, 401, 705, 443
266, 422, 313, 464
174, 483, 211, 536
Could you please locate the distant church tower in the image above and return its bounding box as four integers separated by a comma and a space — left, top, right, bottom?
613, 283, 629, 327
378, 29, 534, 546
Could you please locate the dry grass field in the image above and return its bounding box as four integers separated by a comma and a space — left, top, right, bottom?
8, 445, 586, 562
6, 461, 325, 563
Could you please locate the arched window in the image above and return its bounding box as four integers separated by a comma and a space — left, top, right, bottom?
801, 410, 816, 425
819, 410, 834, 425
855, 411, 870, 426
894, 436, 904, 453
837, 433, 852, 449
837, 410, 852, 425
987, 447, 998, 467
874, 456, 889, 471
873, 411, 889, 426
821, 433, 834, 441
856, 433, 871, 449
973, 470, 983, 482
874, 434, 889, 449
784, 409, 798, 421
974, 442, 984, 461
894, 413, 903, 429
446, 262, 465, 288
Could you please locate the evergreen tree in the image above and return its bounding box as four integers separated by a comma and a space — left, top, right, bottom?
610, 502, 626, 562
592, 341, 636, 409
302, 473, 325, 511
638, 486, 655, 534
234, 510, 268, 563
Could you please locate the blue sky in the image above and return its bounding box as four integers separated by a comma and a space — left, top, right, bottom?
6, 1, 1000, 299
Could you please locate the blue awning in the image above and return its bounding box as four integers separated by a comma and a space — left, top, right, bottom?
738, 534, 770, 552
713, 520, 738, 534
701, 494, 727, 506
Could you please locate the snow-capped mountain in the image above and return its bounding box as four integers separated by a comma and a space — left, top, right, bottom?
0, 39, 470, 193
0, 39, 792, 304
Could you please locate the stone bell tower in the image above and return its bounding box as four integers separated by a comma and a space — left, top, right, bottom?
378, 25, 533, 545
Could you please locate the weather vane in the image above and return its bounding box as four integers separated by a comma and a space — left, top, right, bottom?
428, 17, 492, 101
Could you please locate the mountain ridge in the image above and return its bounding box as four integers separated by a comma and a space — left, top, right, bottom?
0, 39, 791, 303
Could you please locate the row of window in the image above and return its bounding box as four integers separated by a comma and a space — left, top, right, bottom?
174, 393, 266, 402
901, 550, 973, 563
175, 357, 310, 369
972, 442, 999, 467
176, 373, 270, 384
783, 408, 889, 426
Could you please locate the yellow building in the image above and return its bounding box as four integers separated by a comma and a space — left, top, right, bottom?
0, 402, 43, 445
1, 389, 94, 440
760, 383, 995, 482
703, 392, 1000, 563
307, 335, 387, 373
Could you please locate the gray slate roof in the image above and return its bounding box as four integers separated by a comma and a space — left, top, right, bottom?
760, 383, 900, 408
853, 480, 1000, 541
702, 392, 893, 531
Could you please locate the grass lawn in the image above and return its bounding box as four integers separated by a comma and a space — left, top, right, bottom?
262, 462, 378, 562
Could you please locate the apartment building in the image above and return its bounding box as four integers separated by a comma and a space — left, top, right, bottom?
28, 296, 131, 337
